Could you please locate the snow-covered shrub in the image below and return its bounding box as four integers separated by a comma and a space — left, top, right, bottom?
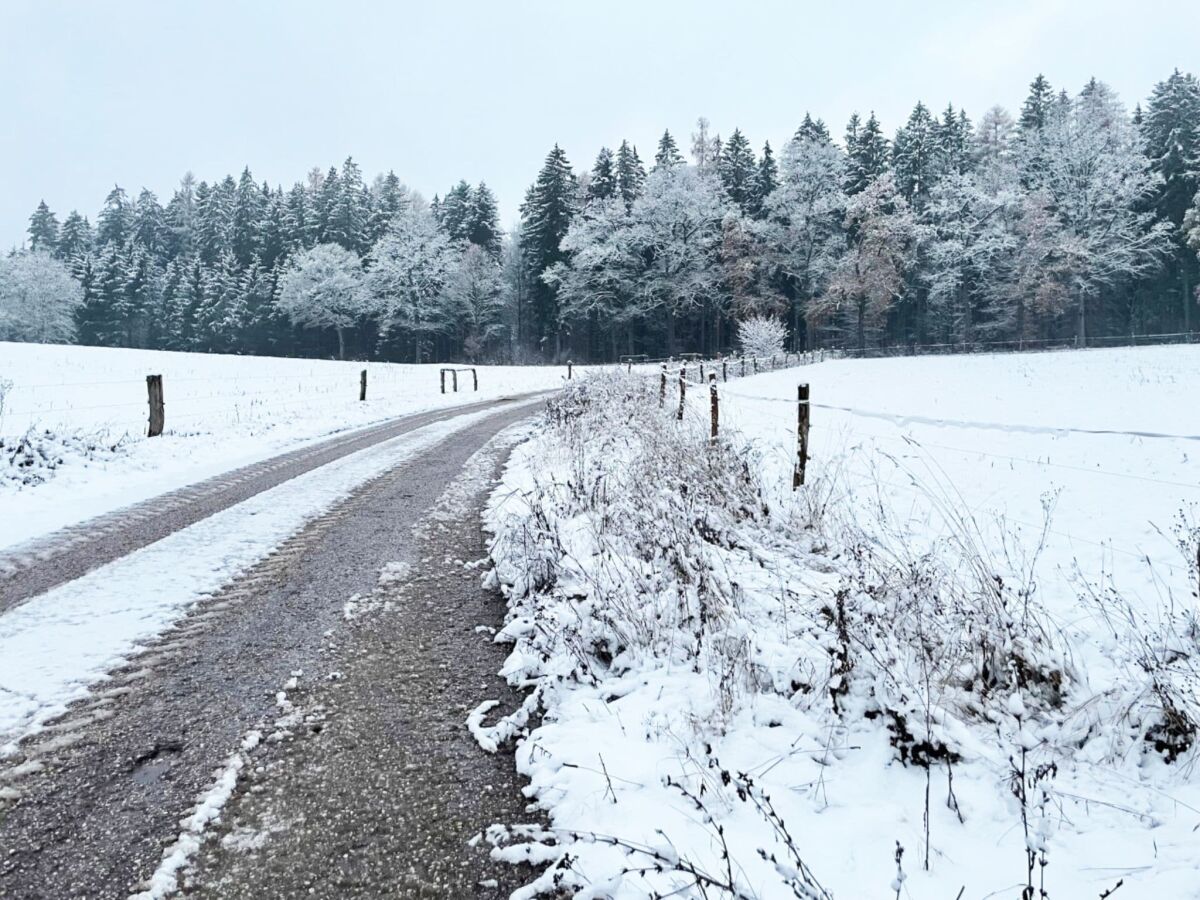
1, 428, 128, 488
736, 314, 788, 358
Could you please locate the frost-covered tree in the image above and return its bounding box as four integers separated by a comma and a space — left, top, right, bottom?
544, 197, 639, 342
819, 174, 919, 349
56, 212, 93, 262
1025, 80, 1173, 342
717, 129, 758, 213
627, 165, 730, 353
368, 207, 457, 362
615, 141, 646, 209
753, 141, 778, 216
445, 244, 506, 361
587, 147, 618, 203
892, 102, 938, 207
28, 201, 60, 253
735, 314, 787, 357
277, 242, 367, 359
763, 133, 848, 346
845, 112, 890, 194
0, 251, 83, 343
654, 130, 685, 170
96, 186, 131, 248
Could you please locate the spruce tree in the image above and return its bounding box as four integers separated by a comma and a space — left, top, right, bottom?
846, 113, 889, 194
232, 168, 266, 266
56, 212, 93, 262
96, 186, 131, 248
1019, 74, 1055, 132
615, 141, 646, 208
368, 171, 408, 243
752, 141, 778, 216
438, 181, 474, 242
467, 183, 502, 257
326, 157, 369, 253
717, 128, 758, 213
587, 147, 618, 203
519, 145, 578, 355
892, 102, 937, 206
795, 113, 831, 144
28, 201, 60, 252
131, 189, 168, 260
654, 130, 684, 169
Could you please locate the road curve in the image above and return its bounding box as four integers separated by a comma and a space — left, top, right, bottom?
0, 393, 548, 614
0, 399, 544, 898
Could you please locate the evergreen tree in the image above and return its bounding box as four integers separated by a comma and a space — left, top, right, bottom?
654, 130, 685, 170
326, 157, 369, 253
231, 168, 266, 266
368, 171, 408, 243
1019, 74, 1055, 132
519, 144, 578, 355
717, 128, 758, 213
615, 141, 646, 209
466, 183, 502, 257
283, 182, 314, 252
164, 174, 198, 258
846, 112, 889, 194
587, 147, 618, 203
438, 181, 474, 242
197, 178, 235, 264
795, 113, 831, 144
892, 102, 938, 206
752, 141, 778, 217
96, 186, 131, 247
28, 201, 60, 252
1141, 69, 1200, 319
131, 189, 168, 260
56, 212, 93, 262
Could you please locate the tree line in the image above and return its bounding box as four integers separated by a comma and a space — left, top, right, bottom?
6, 69, 1200, 362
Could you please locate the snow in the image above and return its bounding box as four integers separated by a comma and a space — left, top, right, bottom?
482, 346, 1200, 898
0, 341, 572, 551
0, 401, 540, 751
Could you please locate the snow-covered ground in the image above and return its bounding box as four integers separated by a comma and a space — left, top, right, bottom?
482, 346, 1200, 899
0, 401, 542, 752
0, 342, 573, 551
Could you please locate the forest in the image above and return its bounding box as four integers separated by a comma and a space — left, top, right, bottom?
3, 70, 1200, 363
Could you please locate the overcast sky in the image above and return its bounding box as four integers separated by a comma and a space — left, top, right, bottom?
2, 0, 1197, 248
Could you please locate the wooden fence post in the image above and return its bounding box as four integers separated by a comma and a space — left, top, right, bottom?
471, 368, 478, 391
753, 357, 759, 374
359, 369, 367, 401
709, 372, 718, 440
677, 366, 686, 421
659, 363, 667, 408
627, 360, 632, 374
146, 374, 164, 437
567, 360, 573, 380
722, 359, 727, 382
793, 383, 810, 489
699, 361, 705, 383
452, 370, 459, 392
741, 357, 746, 377
440, 369, 446, 394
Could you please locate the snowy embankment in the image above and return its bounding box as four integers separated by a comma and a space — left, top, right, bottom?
0, 342, 575, 551
481, 347, 1200, 898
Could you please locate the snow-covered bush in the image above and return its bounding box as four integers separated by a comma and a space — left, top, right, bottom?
736, 314, 787, 358
2, 428, 128, 488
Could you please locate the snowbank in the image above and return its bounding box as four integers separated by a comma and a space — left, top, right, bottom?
482, 348, 1200, 898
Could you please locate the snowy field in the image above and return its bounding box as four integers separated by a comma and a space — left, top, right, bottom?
0, 342, 573, 551
482, 345, 1200, 899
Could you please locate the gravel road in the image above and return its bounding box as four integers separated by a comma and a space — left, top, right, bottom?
0, 393, 545, 614
0, 400, 544, 898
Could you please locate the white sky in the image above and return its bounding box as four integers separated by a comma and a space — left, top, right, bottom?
2, 0, 1197, 248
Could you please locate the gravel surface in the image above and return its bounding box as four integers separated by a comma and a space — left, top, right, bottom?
0, 401, 542, 899
0, 393, 545, 614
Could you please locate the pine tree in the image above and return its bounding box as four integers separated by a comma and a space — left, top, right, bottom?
846, 112, 889, 194
615, 141, 646, 209
197, 178, 235, 264
131, 189, 168, 260
1019, 74, 1055, 132
892, 102, 938, 206
56, 212, 93, 262
717, 128, 758, 213
96, 186, 131, 247
587, 147, 618, 203
28, 201, 60, 252
283, 182, 313, 252
467, 183, 502, 257
231, 168, 266, 266
795, 113, 831, 144
654, 130, 684, 170
753, 141, 778, 216
165, 174, 198, 258
438, 181, 474, 242
368, 171, 408, 243
519, 145, 578, 355
325, 157, 369, 253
